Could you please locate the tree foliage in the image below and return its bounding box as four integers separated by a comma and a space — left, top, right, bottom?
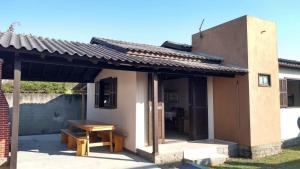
2, 81, 76, 94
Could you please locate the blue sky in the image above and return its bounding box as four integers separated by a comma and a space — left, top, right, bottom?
0, 0, 299, 60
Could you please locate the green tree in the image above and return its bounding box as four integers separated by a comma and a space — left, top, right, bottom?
1, 81, 77, 94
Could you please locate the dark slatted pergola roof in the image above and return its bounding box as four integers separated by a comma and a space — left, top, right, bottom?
0, 31, 247, 83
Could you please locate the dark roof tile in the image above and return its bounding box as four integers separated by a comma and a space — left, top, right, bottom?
91, 37, 223, 62
161, 41, 192, 52
0, 32, 247, 74
279, 58, 300, 69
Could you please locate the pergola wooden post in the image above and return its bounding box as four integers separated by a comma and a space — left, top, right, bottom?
81, 93, 86, 120
152, 72, 159, 155
10, 55, 21, 169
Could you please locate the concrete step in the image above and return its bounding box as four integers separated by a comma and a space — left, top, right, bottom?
183, 146, 229, 167
184, 153, 228, 167
184, 147, 221, 157
137, 139, 237, 166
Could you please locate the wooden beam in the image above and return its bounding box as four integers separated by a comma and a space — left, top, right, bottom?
152, 72, 159, 155
10, 55, 21, 169
21, 57, 101, 69
54, 65, 64, 81
81, 94, 86, 120
55, 65, 63, 76
148, 74, 153, 146
79, 68, 88, 80
41, 64, 48, 80
0, 49, 245, 79
65, 67, 75, 81
18, 52, 244, 76
159, 78, 165, 143
27, 62, 32, 78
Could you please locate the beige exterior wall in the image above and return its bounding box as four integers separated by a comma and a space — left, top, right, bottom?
192, 16, 251, 146
192, 16, 281, 147
136, 72, 149, 148
247, 16, 280, 146
212, 76, 251, 145
279, 68, 300, 141
86, 69, 148, 152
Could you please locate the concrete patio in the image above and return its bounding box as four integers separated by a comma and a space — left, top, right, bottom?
16, 134, 160, 169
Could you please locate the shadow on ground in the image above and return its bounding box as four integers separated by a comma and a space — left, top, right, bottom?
19, 134, 149, 162
17, 134, 160, 169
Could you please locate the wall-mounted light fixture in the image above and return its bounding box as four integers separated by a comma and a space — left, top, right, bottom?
261, 30, 266, 34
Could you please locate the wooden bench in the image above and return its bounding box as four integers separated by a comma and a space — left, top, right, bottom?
113, 133, 125, 152
61, 129, 87, 156
97, 131, 125, 152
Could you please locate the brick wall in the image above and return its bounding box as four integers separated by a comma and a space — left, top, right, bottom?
0, 58, 10, 159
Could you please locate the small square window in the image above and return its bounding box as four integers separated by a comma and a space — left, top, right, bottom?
258, 74, 271, 87
95, 77, 117, 109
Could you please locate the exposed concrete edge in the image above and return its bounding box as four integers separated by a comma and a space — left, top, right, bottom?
136, 148, 154, 162
238, 143, 282, 159
216, 143, 238, 157
154, 151, 183, 164
0, 157, 9, 167
136, 148, 184, 164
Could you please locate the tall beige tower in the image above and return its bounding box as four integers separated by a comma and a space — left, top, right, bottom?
192, 16, 281, 158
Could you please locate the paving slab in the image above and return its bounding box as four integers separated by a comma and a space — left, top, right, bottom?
17, 134, 160, 169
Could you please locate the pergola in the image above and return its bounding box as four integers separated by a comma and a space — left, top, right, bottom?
0, 33, 162, 169
0, 31, 247, 169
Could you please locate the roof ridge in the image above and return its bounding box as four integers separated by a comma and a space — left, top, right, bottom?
93, 37, 160, 48
279, 58, 300, 63
91, 37, 223, 62
163, 40, 191, 47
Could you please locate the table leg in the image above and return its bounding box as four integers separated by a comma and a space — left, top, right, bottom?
86, 131, 90, 155
110, 130, 113, 152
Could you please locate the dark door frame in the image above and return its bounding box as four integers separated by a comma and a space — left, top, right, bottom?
148, 73, 165, 147
147, 74, 209, 156
189, 77, 209, 140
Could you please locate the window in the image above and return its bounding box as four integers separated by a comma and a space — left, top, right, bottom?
258, 74, 271, 87
280, 79, 287, 108
282, 79, 300, 108
280, 79, 300, 108
94, 77, 117, 108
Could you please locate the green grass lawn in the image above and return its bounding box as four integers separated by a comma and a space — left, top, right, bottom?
216, 146, 300, 169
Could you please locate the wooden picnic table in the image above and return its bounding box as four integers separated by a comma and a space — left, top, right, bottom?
68, 120, 115, 155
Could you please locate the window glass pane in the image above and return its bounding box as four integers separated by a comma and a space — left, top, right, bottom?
258, 74, 270, 86
263, 76, 268, 84
259, 76, 264, 85
98, 77, 117, 108
103, 81, 112, 92
103, 95, 111, 105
